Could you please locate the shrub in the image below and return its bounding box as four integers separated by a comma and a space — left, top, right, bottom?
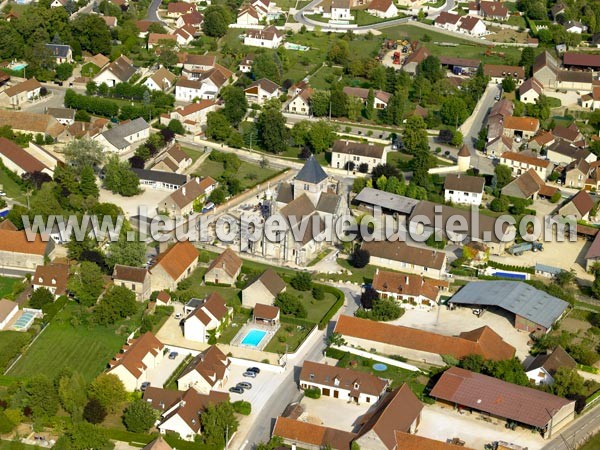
275, 293, 307, 318
304, 388, 321, 399
232, 401, 251, 415
123, 400, 158, 433
83, 399, 107, 424
291, 272, 312, 291
350, 248, 370, 268
312, 285, 324, 300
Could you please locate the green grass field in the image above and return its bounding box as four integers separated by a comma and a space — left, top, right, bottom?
0, 277, 20, 298
80, 62, 101, 78
8, 303, 138, 382
580, 433, 600, 450
192, 158, 279, 190
182, 147, 206, 163
0, 331, 32, 373
310, 65, 343, 90
0, 169, 25, 203
264, 321, 312, 353
287, 286, 337, 323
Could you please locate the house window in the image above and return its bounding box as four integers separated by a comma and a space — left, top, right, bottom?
131, 283, 135, 290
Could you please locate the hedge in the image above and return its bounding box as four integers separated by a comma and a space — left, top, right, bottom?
280, 315, 315, 329
487, 261, 534, 274
304, 388, 321, 399
324, 347, 346, 360
41, 295, 69, 322
318, 285, 345, 330
103, 429, 211, 450
232, 400, 251, 415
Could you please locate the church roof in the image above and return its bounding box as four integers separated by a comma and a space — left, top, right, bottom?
296, 156, 327, 184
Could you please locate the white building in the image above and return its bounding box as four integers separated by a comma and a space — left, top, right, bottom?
159, 100, 218, 133
519, 77, 543, 104
330, 140, 387, 173
329, 0, 352, 20
286, 87, 312, 115
366, 0, 398, 18
244, 78, 281, 105
93, 117, 150, 154
176, 345, 231, 394
372, 269, 444, 311
93, 55, 136, 87
525, 347, 576, 385
0, 299, 18, 330
443, 173, 485, 206
144, 67, 177, 92
244, 26, 283, 48
183, 293, 232, 343
499, 151, 553, 180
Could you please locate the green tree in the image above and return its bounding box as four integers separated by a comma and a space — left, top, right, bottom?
257, 103, 288, 153
54, 422, 113, 450
355, 297, 403, 321
291, 272, 312, 291
55, 63, 74, 81
310, 91, 330, 117
29, 287, 54, 309
21, 375, 60, 419
123, 400, 157, 432
402, 115, 429, 155
593, 273, 600, 299
459, 354, 486, 373
519, 47, 535, 76
418, 55, 443, 82
440, 97, 468, 127
83, 399, 107, 424
88, 374, 127, 414
64, 139, 105, 171
103, 156, 140, 197
364, 88, 375, 120
68, 262, 104, 306
551, 367, 584, 398
327, 39, 349, 65
79, 165, 99, 198
205, 111, 232, 141
70, 14, 112, 55
57, 371, 88, 420
201, 5, 231, 37
201, 402, 239, 447
29, 183, 63, 221
106, 237, 146, 268
451, 131, 463, 147
209, 187, 227, 205
307, 121, 336, 154
253, 53, 282, 84
167, 119, 186, 135
501, 77, 516, 93
494, 164, 512, 189
555, 270, 575, 287
274, 292, 307, 318
490, 196, 510, 212
94, 285, 138, 325
221, 86, 248, 126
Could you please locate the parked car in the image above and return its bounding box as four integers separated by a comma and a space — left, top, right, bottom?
140, 382, 151, 391
168, 352, 178, 360
247, 367, 260, 374
175, 313, 182, 319
243, 371, 257, 378
0, 191, 6, 197
229, 386, 244, 394
237, 382, 252, 390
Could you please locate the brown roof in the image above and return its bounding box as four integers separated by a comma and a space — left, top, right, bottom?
342, 87, 391, 104
334, 315, 515, 361
207, 248, 242, 279
530, 129, 554, 146
502, 168, 545, 198
246, 268, 286, 296
361, 240, 446, 270
246, 78, 280, 94
253, 303, 280, 320
0, 230, 50, 255
394, 432, 475, 450
430, 366, 574, 428
165, 143, 189, 163
300, 360, 389, 397
0, 220, 17, 231
403, 46, 430, 65
149, 67, 177, 90
484, 64, 524, 79
151, 241, 199, 281
178, 345, 230, 386
167, 176, 217, 209
246, 26, 282, 41
503, 115, 540, 132
367, 0, 393, 12
458, 144, 470, 157
33, 263, 69, 295
444, 174, 484, 194
167, 1, 194, 14
458, 15, 481, 31
439, 56, 480, 68
533, 51, 559, 76
435, 11, 461, 25
0, 111, 65, 138
563, 52, 600, 68
557, 70, 593, 83
109, 332, 164, 378
182, 54, 216, 67
519, 77, 543, 97
156, 291, 171, 303
570, 189, 595, 216
0, 299, 18, 323
136, 20, 154, 32
174, 100, 216, 117
372, 269, 440, 302
4, 78, 42, 97
113, 264, 149, 284
331, 140, 385, 159
553, 123, 581, 142
0, 137, 47, 173
142, 437, 173, 450
100, 55, 136, 83
500, 151, 550, 168
526, 346, 576, 376
479, 1, 508, 17
357, 384, 423, 449
191, 292, 229, 324
273, 417, 356, 450
148, 33, 177, 46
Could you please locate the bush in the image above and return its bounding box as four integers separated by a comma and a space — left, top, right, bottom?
355, 298, 404, 322
83, 399, 107, 424
350, 248, 370, 268
123, 400, 158, 433
312, 285, 324, 300
29, 287, 54, 309
304, 388, 321, 399
318, 285, 345, 330
274, 292, 307, 318
290, 272, 312, 291
232, 401, 251, 415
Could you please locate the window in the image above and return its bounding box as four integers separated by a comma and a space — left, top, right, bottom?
131, 283, 135, 290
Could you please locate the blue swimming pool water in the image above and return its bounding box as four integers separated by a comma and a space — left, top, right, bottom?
241, 329, 267, 348
493, 271, 527, 280
11, 64, 27, 71
373, 363, 388, 372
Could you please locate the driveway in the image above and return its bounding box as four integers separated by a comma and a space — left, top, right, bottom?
145, 351, 189, 388
460, 83, 501, 157
99, 187, 168, 220
146, 0, 167, 23
390, 306, 532, 359
218, 363, 283, 414
298, 396, 372, 432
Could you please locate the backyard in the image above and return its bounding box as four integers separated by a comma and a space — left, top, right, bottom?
192, 158, 280, 191
182, 146, 206, 164
0, 277, 20, 298
286, 285, 338, 323
0, 169, 25, 203
264, 320, 313, 354
0, 331, 32, 373
8, 303, 141, 382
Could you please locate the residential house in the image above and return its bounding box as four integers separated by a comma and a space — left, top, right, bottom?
149, 241, 199, 291
144, 67, 177, 92
46, 107, 75, 126
564, 20, 585, 33
253, 303, 280, 325
244, 26, 283, 48
393, 433, 476, 450
237, 6, 260, 25
0, 230, 55, 274
161, 177, 218, 216
564, 158, 589, 188
174, 26, 197, 46
107, 332, 164, 391
32, 263, 68, 299
342, 87, 391, 110
177, 345, 230, 393
112, 265, 151, 301
285, 87, 312, 115
93, 117, 150, 154
501, 169, 558, 200
486, 99, 514, 142
94, 55, 136, 87
483, 64, 525, 85
485, 135, 513, 157
557, 70, 593, 91
239, 55, 254, 73
502, 115, 540, 141
585, 231, 600, 271
176, 11, 204, 30
183, 293, 231, 343
533, 51, 559, 88
0, 78, 42, 107
525, 346, 577, 385
204, 248, 242, 286
366, 0, 398, 18
372, 269, 444, 311
551, 3, 566, 20
434, 12, 487, 36
132, 167, 186, 191
553, 123, 584, 147
167, 1, 195, 17
85, 54, 110, 71
175, 67, 230, 102
430, 367, 575, 438
244, 78, 280, 105
402, 46, 430, 75
0, 137, 51, 177
241, 268, 286, 308
547, 140, 595, 165
558, 189, 595, 221
329, 0, 352, 20
50, 0, 67, 7
361, 240, 446, 279
101, 16, 118, 28
151, 143, 192, 174
299, 360, 389, 404
0, 299, 18, 331
145, 387, 229, 440
478, 1, 509, 20
529, 130, 556, 152
519, 77, 543, 104
179, 54, 216, 78
499, 152, 553, 179
45, 44, 73, 64
443, 173, 484, 206
273, 417, 357, 450
330, 140, 387, 173
147, 33, 178, 50
160, 100, 218, 134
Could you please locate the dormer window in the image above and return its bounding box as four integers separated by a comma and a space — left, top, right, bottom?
334, 377, 340, 386
51, 278, 56, 285
38, 277, 43, 283
354, 382, 360, 390
309, 373, 314, 380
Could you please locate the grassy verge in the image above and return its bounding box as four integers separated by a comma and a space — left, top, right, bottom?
181, 146, 206, 163
580, 433, 600, 450
0, 168, 25, 202
0, 277, 20, 298
318, 258, 376, 284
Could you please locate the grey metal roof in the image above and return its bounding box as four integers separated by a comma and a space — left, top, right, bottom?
296, 156, 327, 184
131, 169, 187, 186
450, 281, 569, 329
186, 298, 203, 309
276, 182, 293, 204
354, 187, 418, 215
45, 44, 71, 58
534, 263, 562, 275
100, 117, 149, 149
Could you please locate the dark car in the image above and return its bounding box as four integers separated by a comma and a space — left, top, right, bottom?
168, 352, 178, 360
237, 382, 252, 390
140, 382, 151, 391
247, 367, 261, 374
229, 386, 244, 394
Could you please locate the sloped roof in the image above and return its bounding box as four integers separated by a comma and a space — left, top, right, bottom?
404, 46, 430, 66
362, 240, 446, 270
151, 241, 199, 281
444, 174, 484, 194
503, 115, 539, 132
33, 263, 69, 296
113, 264, 149, 284
167, 176, 217, 209
500, 151, 550, 168
245, 268, 286, 296
247, 78, 280, 94
372, 269, 439, 302
569, 189, 595, 216
4, 78, 42, 97
0, 299, 18, 323
142, 437, 173, 450
394, 432, 475, 450
331, 140, 385, 159
526, 346, 576, 375
100, 55, 136, 82
253, 303, 280, 320
300, 360, 389, 397
367, 0, 393, 12
273, 417, 356, 450
296, 155, 327, 184
0, 137, 47, 173
109, 332, 164, 378
483, 64, 524, 79
206, 248, 242, 278
0, 230, 50, 255
178, 345, 230, 386
316, 192, 342, 215
0, 111, 65, 138
99, 117, 148, 149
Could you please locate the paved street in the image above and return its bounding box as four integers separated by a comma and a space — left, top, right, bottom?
541, 402, 600, 450
146, 0, 167, 23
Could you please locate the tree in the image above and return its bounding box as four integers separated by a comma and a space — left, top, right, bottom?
364, 88, 375, 120
551, 367, 584, 398
356, 297, 403, 321
291, 272, 312, 291
257, 103, 288, 153
501, 77, 516, 93
55, 63, 74, 81
253, 53, 283, 84
123, 400, 157, 433
68, 262, 104, 307
201, 402, 239, 447
103, 156, 140, 197
402, 115, 429, 155
70, 14, 112, 55
167, 119, 185, 135
21, 375, 60, 419
221, 86, 248, 126
83, 399, 107, 424
440, 97, 468, 127
29, 182, 64, 220
310, 91, 330, 117
205, 111, 232, 142
327, 40, 350, 65
274, 292, 307, 318
327, 332, 346, 347
418, 55, 443, 82
593, 273, 600, 299
312, 285, 324, 300
94, 285, 138, 325
64, 139, 105, 171
57, 371, 88, 420
209, 187, 227, 205
29, 287, 54, 309
555, 270, 575, 287
79, 165, 99, 198
490, 196, 510, 212
106, 237, 146, 268
202, 5, 231, 37
550, 191, 562, 203
307, 121, 336, 154
54, 422, 113, 450
350, 248, 370, 268
494, 164, 512, 190
360, 287, 378, 309
459, 354, 486, 373
88, 374, 126, 413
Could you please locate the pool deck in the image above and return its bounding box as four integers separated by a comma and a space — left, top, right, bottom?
230, 321, 280, 351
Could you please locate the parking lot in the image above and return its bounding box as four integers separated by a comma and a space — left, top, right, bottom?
144, 349, 191, 388
391, 306, 532, 359
298, 396, 373, 432
219, 363, 284, 414
99, 187, 167, 220
417, 403, 546, 450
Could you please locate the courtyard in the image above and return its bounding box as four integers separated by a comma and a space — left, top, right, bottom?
298, 395, 373, 432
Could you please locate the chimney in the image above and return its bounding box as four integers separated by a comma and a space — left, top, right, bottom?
182, 187, 187, 196
405, 276, 409, 285
196, 177, 200, 184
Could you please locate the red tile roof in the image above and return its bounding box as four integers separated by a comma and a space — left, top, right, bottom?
151, 241, 198, 281
273, 417, 356, 449
207, 248, 242, 278
0, 230, 50, 255
0, 137, 47, 173
109, 332, 164, 378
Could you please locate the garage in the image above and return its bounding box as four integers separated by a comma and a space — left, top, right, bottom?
322, 388, 330, 396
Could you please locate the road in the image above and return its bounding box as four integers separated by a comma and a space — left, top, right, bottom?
541, 403, 600, 450
146, 0, 166, 23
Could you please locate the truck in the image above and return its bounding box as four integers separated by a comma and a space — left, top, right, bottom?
506, 241, 543, 256
393, 52, 401, 64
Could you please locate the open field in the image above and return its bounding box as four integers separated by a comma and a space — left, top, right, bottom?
8, 303, 138, 382
192, 159, 279, 190
0, 277, 20, 298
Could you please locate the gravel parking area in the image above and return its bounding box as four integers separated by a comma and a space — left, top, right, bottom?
298, 396, 373, 432
145, 350, 190, 388
99, 187, 168, 219
391, 307, 532, 359
417, 404, 546, 450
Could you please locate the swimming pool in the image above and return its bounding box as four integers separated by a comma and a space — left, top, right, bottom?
373, 363, 388, 372
241, 329, 268, 348
13, 312, 35, 330
11, 63, 27, 71
492, 271, 527, 280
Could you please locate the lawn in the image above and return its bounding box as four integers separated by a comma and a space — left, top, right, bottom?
175, 266, 241, 306
0, 277, 20, 298
0, 441, 41, 450
192, 158, 279, 190
310, 65, 343, 90
8, 303, 140, 382
286, 285, 338, 323
181, 146, 206, 163
0, 331, 32, 373
580, 432, 600, 450
0, 168, 25, 202
81, 62, 101, 77
217, 308, 252, 344
264, 321, 313, 354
